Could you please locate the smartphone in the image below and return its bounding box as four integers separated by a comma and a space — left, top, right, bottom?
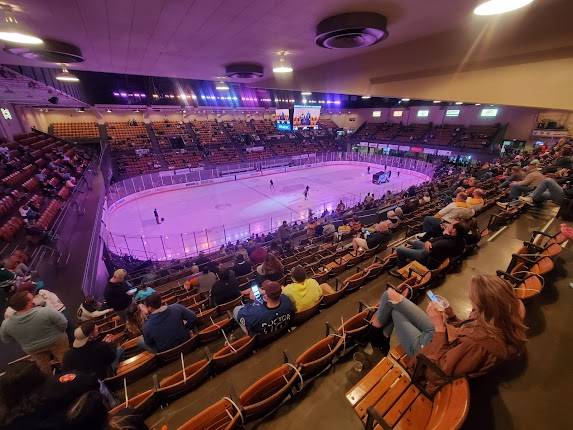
251, 284, 262, 303
426, 290, 439, 302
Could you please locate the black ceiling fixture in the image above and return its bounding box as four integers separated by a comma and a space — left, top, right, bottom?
315, 12, 389, 49
224, 63, 264, 79
4, 38, 84, 63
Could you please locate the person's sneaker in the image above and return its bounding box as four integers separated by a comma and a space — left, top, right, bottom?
389, 269, 402, 278
496, 201, 510, 209
518, 196, 535, 206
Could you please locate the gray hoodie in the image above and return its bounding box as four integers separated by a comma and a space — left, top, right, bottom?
0, 307, 68, 353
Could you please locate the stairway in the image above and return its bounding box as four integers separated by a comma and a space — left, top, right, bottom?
144, 123, 168, 168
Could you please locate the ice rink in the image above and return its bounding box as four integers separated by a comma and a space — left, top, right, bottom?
105, 164, 429, 260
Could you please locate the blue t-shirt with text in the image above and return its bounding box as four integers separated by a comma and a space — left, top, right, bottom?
237, 295, 294, 336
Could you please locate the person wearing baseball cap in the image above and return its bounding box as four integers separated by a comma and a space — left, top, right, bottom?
233, 280, 294, 337
62, 321, 120, 380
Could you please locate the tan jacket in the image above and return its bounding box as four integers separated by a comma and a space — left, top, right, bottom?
408, 315, 524, 393
516, 170, 545, 188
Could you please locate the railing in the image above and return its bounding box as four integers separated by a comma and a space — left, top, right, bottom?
102, 152, 434, 261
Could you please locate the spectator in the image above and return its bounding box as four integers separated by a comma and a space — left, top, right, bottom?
65, 390, 109, 430
519, 177, 569, 206
233, 254, 252, 277
142, 293, 197, 353
386, 210, 400, 228
0, 291, 69, 374
466, 188, 485, 212
322, 220, 336, 238
65, 390, 149, 430
76, 296, 113, 322
182, 265, 201, 291
282, 266, 323, 312
210, 269, 242, 306
257, 252, 284, 282
103, 269, 135, 319
336, 200, 346, 213
134, 285, 156, 302
500, 165, 525, 188
369, 274, 526, 392
197, 265, 218, 293
233, 280, 294, 336
277, 221, 291, 243
0, 361, 98, 430
63, 320, 121, 380
394, 222, 467, 270
500, 160, 546, 204
248, 244, 267, 265
422, 192, 473, 238
351, 221, 392, 252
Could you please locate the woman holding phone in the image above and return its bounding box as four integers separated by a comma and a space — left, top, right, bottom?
370, 274, 527, 385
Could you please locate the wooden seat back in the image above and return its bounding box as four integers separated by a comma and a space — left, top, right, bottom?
346, 357, 470, 430
343, 270, 368, 294
514, 274, 543, 299
320, 283, 346, 308
177, 398, 241, 430
530, 256, 555, 276
103, 351, 156, 390
337, 308, 372, 340
109, 389, 156, 418
156, 334, 198, 364
158, 358, 211, 401
239, 363, 300, 420
216, 296, 242, 313
295, 334, 345, 378
212, 336, 255, 371
195, 307, 218, 326
292, 301, 321, 326
198, 317, 234, 344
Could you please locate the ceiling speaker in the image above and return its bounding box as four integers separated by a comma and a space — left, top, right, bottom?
48, 96, 59, 105
4, 38, 84, 63
315, 12, 389, 49
224, 63, 264, 79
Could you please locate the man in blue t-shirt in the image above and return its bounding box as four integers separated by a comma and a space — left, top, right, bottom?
233, 281, 294, 336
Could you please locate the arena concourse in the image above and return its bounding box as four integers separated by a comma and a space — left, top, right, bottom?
0, 1, 572, 430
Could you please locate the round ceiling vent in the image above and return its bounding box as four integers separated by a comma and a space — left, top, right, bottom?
3, 38, 84, 63
315, 12, 389, 49
225, 63, 264, 79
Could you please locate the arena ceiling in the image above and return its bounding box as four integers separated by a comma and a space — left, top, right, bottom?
0, 0, 572, 110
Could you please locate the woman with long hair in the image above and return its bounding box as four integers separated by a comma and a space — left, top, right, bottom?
370, 274, 527, 385
257, 252, 284, 282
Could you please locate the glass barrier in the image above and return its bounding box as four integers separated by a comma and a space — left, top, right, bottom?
102, 152, 435, 261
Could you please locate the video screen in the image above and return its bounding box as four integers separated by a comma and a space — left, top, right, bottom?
275, 109, 291, 131
293, 105, 321, 130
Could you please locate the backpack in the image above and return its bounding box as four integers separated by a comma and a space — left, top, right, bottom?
557, 198, 573, 221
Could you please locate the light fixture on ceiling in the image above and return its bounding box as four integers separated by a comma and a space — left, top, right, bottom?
0, 5, 43, 45
455, 101, 463, 105
401, 98, 410, 101
273, 51, 293, 74
215, 81, 229, 91
106, 108, 111, 113
361, 95, 371, 99
301, 91, 312, 96
475, 103, 481, 106
474, 0, 534, 16
55, 67, 79, 82
433, 100, 441, 103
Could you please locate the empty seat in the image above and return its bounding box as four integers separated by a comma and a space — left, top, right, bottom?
158, 358, 211, 401
346, 357, 469, 430
295, 334, 346, 378
239, 363, 302, 420
109, 389, 156, 418
177, 397, 242, 430
103, 351, 156, 390
212, 336, 255, 371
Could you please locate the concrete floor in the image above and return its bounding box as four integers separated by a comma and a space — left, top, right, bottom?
140, 204, 573, 430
